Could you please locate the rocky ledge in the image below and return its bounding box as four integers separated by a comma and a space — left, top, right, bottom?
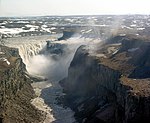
60, 35, 150, 123
0, 45, 45, 123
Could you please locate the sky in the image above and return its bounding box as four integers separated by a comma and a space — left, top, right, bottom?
0, 0, 150, 17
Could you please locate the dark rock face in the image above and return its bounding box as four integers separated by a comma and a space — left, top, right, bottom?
0, 45, 45, 123
45, 41, 66, 55
60, 36, 150, 123
58, 31, 75, 41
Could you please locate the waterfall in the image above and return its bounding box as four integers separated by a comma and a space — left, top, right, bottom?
4, 35, 101, 123
17, 42, 46, 65
4, 35, 52, 74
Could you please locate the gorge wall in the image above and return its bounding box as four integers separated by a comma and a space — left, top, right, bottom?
0, 45, 45, 123
60, 35, 150, 123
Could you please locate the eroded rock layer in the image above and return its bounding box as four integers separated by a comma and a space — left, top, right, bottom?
60, 35, 150, 123
0, 45, 45, 123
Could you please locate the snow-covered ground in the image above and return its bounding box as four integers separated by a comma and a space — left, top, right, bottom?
0, 15, 149, 39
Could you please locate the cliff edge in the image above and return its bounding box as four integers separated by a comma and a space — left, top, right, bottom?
60, 35, 150, 123
0, 45, 45, 123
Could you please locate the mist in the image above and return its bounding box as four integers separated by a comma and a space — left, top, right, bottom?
27, 51, 72, 81
26, 37, 100, 82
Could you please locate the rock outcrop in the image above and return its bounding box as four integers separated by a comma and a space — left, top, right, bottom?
60, 35, 150, 123
58, 31, 75, 41
0, 45, 45, 123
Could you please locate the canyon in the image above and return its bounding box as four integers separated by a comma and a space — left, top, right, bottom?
0, 45, 46, 123
1, 15, 150, 123
60, 35, 150, 123
1, 33, 150, 123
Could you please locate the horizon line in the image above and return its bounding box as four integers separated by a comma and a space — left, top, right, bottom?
0, 13, 150, 18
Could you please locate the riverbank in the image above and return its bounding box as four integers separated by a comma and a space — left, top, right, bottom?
31, 80, 77, 123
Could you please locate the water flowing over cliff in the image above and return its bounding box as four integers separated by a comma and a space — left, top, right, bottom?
3, 35, 101, 123
2, 15, 150, 123
27, 37, 101, 123
4, 36, 49, 73
3, 33, 150, 123
17, 43, 45, 64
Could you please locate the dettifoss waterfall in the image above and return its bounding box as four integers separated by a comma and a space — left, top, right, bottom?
5, 35, 79, 123
4, 35, 100, 123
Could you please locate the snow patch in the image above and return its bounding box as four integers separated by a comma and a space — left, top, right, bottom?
130, 24, 137, 27
25, 24, 38, 29
128, 48, 139, 52
137, 28, 145, 30
0, 52, 5, 54
0, 58, 10, 65
50, 27, 56, 30
113, 49, 119, 55
0, 27, 37, 34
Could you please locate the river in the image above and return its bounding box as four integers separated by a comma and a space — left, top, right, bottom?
4, 35, 100, 123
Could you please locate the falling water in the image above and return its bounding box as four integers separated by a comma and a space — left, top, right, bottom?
4, 35, 101, 123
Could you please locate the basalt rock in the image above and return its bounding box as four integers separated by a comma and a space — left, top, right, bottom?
58, 31, 75, 41
0, 45, 45, 123
60, 35, 150, 123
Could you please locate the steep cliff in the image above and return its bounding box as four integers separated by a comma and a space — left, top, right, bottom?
58, 31, 75, 41
60, 35, 150, 123
0, 45, 45, 123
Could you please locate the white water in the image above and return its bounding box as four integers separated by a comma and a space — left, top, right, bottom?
4, 35, 101, 123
